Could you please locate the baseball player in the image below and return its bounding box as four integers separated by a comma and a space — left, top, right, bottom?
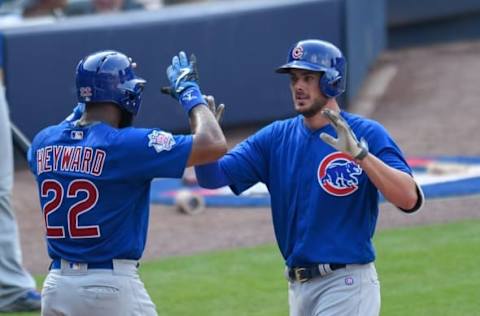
0, 67, 41, 312
27, 50, 226, 315
195, 39, 424, 316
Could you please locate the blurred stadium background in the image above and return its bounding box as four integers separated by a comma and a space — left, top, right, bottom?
2, 0, 480, 315
2, 0, 480, 139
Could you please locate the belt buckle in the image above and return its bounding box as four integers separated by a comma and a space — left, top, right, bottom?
294, 268, 308, 283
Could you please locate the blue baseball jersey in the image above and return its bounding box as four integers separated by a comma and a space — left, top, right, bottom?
28, 119, 192, 263
219, 111, 411, 267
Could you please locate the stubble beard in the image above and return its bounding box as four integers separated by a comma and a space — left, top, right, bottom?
298, 97, 328, 118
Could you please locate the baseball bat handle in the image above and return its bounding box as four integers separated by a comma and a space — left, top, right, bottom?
160, 86, 172, 95
10, 122, 31, 157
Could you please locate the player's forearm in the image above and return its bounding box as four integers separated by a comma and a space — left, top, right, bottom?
358, 154, 419, 211
187, 105, 227, 166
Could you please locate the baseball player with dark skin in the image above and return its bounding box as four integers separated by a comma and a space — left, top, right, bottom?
195, 39, 424, 316
28, 50, 226, 315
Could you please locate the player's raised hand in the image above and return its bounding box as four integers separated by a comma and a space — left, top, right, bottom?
319, 108, 369, 160
161, 51, 206, 113
203, 95, 225, 123
167, 51, 199, 96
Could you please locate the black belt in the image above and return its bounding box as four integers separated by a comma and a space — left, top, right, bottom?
50, 259, 115, 270
288, 264, 346, 283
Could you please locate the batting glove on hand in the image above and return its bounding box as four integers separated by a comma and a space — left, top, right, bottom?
319, 108, 369, 160
161, 51, 206, 113
64, 102, 85, 122
204, 95, 225, 123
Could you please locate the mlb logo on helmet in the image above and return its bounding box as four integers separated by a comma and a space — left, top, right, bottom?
291, 45, 304, 59
318, 152, 363, 196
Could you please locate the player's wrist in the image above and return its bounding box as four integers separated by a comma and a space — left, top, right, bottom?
353, 138, 369, 161
179, 85, 206, 113
354, 149, 368, 161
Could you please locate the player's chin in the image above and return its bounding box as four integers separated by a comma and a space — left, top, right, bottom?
294, 100, 308, 110
297, 103, 325, 118
294, 102, 311, 113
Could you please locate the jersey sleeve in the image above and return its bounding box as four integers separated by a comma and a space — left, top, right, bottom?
219, 123, 273, 195
111, 128, 193, 180
27, 126, 52, 175
363, 119, 425, 213
362, 120, 412, 175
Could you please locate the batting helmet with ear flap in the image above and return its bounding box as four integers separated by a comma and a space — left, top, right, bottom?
76, 50, 146, 114
276, 39, 347, 98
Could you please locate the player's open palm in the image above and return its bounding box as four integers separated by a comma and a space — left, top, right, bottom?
162, 51, 200, 99
320, 108, 368, 160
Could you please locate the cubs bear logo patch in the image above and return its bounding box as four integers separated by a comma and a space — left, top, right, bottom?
318, 152, 363, 196
148, 130, 175, 153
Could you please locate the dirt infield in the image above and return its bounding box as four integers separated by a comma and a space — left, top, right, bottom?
12, 40, 480, 275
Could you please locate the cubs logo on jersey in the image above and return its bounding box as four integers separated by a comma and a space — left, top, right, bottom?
317, 152, 363, 196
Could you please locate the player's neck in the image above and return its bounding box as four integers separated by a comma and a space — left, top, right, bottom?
303, 99, 340, 131
79, 103, 121, 128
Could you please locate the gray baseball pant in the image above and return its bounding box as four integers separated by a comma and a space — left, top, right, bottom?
42, 259, 157, 316
0, 84, 37, 309
288, 262, 381, 316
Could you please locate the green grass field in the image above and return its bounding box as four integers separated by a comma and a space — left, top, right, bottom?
8, 219, 480, 316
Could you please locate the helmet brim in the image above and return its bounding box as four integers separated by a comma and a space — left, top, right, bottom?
275, 61, 328, 74
118, 77, 146, 93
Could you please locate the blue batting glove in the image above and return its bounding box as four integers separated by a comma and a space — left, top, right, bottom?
63, 102, 85, 123
165, 51, 206, 113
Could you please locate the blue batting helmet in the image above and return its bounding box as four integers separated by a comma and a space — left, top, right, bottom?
76, 50, 146, 114
276, 39, 347, 98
